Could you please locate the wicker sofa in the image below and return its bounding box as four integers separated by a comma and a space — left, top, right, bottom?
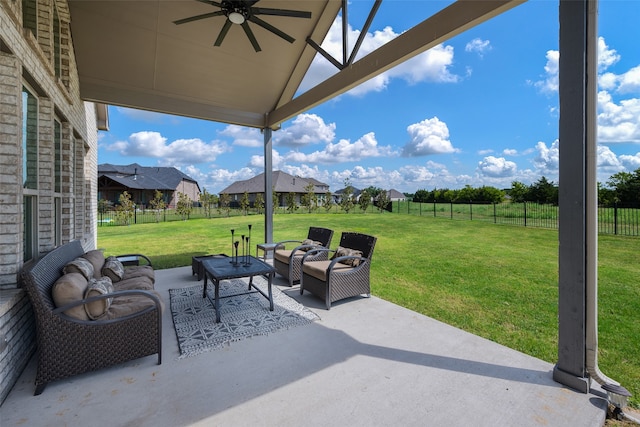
20, 240, 163, 395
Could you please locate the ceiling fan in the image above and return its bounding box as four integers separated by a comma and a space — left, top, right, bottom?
174, 0, 312, 52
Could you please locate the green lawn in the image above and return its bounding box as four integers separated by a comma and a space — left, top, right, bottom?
98, 213, 639, 407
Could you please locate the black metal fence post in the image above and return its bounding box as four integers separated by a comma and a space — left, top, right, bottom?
524, 202, 527, 227
614, 202, 618, 235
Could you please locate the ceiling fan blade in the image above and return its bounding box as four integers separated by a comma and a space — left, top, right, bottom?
174, 10, 224, 25
241, 21, 262, 52
214, 19, 232, 46
195, 0, 223, 6
251, 7, 311, 19
249, 15, 295, 43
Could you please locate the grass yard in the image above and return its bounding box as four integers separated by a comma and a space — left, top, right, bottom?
98, 213, 639, 408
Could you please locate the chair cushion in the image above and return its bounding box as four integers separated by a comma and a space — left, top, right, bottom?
102, 256, 125, 282
52, 273, 90, 320
303, 260, 353, 281
84, 276, 115, 320
300, 239, 323, 251
122, 265, 155, 284
114, 275, 155, 291
331, 246, 364, 267
82, 250, 106, 279
99, 290, 164, 320
274, 249, 305, 264
63, 257, 95, 280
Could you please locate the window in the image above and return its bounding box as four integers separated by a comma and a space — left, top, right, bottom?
54, 119, 61, 193
54, 197, 62, 246
53, 5, 61, 78
23, 196, 38, 261
22, 85, 37, 189
22, 0, 37, 37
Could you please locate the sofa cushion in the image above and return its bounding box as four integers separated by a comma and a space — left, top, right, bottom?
122, 265, 155, 284
302, 260, 353, 281
63, 257, 95, 280
114, 275, 154, 291
300, 239, 323, 251
52, 273, 90, 321
100, 290, 165, 320
84, 276, 115, 320
102, 256, 125, 282
331, 246, 364, 267
82, 250, 106, 279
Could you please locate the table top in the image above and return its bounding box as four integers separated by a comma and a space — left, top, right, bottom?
202, 255, 275, 280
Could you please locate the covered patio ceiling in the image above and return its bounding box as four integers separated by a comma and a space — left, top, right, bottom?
68, 0, 524, 130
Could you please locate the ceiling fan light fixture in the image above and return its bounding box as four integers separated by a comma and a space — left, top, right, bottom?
228, 11, 245, 24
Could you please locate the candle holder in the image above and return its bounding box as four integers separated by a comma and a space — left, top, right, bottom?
232, 241, 240, 266
241, 235, 246, 265
243, 235, 251, 265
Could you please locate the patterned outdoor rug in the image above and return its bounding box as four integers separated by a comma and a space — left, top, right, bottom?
169, 276, 320, 358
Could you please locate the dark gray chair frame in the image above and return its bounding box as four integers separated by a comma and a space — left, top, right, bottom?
20, 240, 162, 395
300, 232, 377, 309
274, 227, 334, 286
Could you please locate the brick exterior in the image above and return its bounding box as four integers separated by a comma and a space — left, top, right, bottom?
0, 0, 99, 404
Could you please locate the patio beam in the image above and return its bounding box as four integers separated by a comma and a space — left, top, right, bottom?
266, 0, 525, 128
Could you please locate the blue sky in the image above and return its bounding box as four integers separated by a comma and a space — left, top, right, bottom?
98, 0, 640, 195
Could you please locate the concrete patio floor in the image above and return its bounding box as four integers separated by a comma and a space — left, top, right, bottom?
1, 265, 608, 426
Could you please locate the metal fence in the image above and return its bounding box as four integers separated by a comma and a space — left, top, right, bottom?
389, 201, 640, 236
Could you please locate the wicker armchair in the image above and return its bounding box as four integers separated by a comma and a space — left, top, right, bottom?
20, 240, 162, 395
273, 227, 334, 286
300, 232, 377, 309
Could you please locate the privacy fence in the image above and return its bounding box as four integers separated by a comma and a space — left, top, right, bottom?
98, 201, 639, 237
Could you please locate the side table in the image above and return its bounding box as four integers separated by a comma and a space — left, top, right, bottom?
256, 243, 278, 260
192, 254, 227, 281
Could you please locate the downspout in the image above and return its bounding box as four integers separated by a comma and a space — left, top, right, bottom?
584, 0, 633, 410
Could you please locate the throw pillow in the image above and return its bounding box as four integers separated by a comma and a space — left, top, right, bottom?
102, 256, 125, 282
331, 246, 364, 267
52, 272, 90, 320
84, 276, 115, 320
300, 239, 323, 251
63, 257, 95, 281
82, 249, 106, 279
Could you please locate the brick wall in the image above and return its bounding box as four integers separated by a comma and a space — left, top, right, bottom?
0, 0, 98, 404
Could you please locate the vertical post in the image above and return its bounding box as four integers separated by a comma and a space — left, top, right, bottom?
264, 128, 273, 244
553, 0, 593, 393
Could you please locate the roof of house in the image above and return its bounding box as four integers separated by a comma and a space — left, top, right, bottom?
388, 189, 406, 199
98, 163, 199, 192
220, 170, 328, 195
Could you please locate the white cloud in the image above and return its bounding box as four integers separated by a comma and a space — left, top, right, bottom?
288, 132, 396, 164
619, 152, 640, 170
402, 117, 458, 156
465, 38, 492, 58
275, 114, 336, 147
477, 156, 517, 178
597, 91, 640, 143
219, 125, 262, 147
617, 65, 640, 94
533, 50, 559, 94
107, 131, 229, 165
503, 148, 518, 156
533, 140, 559, 173
300, 18, 458, 96
597, 37, 620, 72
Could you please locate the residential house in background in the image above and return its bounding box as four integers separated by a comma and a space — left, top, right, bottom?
0, 0, 103, 404
387, 189, 406, 201
98, 163, 201, 208
220, 170, 329, 207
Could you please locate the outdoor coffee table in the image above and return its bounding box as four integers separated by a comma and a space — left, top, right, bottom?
201, 255, 276, 323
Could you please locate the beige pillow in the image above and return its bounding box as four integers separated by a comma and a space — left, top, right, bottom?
63, 257, 95, 280
102, 256, 124, 282
331, 246, 364, 267
52, 273, 89, 320
82, 250, 105, 279
300, 239, 323, 251
84, 276, 115, 320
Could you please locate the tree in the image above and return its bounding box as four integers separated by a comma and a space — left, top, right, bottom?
375, 190, 391, 213
98, 199, 112, 215
254, 192, 265, 213
323, 191, 334, 212
340, 179, 355, 213
115, 191, 134, 225
272, 189, 279, 213
509, 181, 528, 203
149, 190, 167, 222
606, 168, 640, 205
239, 191, 250, 215
476, 186, 505, 204
301, 183, 317, 213
218, 192, 231, 217
413, 189, 430, 203
527, 176, 558, 205
358, 189, 371, 213
176, 192, 192, 220
199, 188, 217, 218
285, 192, 298, 213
